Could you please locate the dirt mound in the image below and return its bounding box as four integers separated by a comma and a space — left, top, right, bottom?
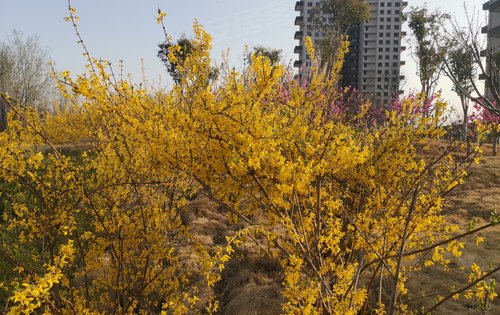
216, 254, 282, 315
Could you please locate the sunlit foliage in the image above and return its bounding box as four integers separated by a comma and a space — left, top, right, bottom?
0, 14, 497, 314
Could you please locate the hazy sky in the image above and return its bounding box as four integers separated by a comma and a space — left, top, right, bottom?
0, 0, 488, 114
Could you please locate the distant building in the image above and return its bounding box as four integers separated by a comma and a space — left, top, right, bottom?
481, 0, 500, 95
294, 0, 408, 107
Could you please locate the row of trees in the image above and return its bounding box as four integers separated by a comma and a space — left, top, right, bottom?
0, 31, 56, 131
406, 5, 499, 154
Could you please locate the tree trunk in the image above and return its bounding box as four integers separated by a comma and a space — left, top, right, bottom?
493, 131, 498, 157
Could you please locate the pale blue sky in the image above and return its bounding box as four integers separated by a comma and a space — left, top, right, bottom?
0, 0, 488, 112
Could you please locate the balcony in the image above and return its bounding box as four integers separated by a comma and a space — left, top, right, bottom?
295, 1, 304, 12
485, 0, 500, 12
294, 31, 303, 40
486, 24, 500, 37
481, 49, 488, 57
295, 16, 304, 26
400, 60, 406, 66
294, 45, 303, 54
294, 60, 303, 68
400, 46, 406, 52
482, 25, 489, 34
402, 2, 408, 7
400, 31, 407, 37
400, 75, 405, 80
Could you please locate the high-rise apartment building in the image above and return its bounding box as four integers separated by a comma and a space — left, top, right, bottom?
294, 0, 408, 106
482, 0, 500, 95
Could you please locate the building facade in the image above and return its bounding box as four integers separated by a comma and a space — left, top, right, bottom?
294, 0, 408, 106
482, 0, 500, 95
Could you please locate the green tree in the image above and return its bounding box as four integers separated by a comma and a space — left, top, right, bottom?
444, 46, 475, 152
244, 46, 282, 67
158, 36, 218, 85
407, 7, 449, 103
158, 36, 194, 85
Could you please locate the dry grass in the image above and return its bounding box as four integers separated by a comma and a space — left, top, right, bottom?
404, 143, 500, 314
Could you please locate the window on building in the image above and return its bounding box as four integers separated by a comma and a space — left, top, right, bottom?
394, 32, 399, 37
380, 10, 384, 14
307, 2, 313, 6
394, 39, 399, 44
386, 32, 391, 37
378, 55, 382, 59
380, 17, 384, 22
395, 17, 399, 22
379, 47, 383, 52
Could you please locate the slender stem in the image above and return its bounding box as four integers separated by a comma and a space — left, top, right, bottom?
425, 266, 500, 314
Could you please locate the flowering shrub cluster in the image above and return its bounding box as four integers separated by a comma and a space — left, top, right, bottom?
0, 14, 497, 314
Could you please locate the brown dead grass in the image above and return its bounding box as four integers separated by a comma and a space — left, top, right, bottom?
404, 143, 500, 314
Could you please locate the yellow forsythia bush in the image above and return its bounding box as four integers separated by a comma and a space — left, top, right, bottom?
0, 18, 497, 314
